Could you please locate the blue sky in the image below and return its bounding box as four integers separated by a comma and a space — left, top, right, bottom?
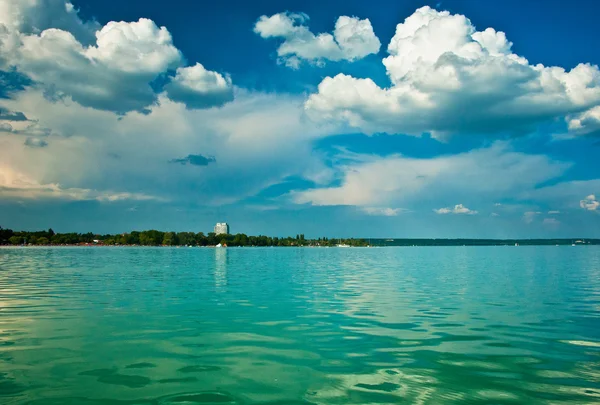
1, 0, 600, 237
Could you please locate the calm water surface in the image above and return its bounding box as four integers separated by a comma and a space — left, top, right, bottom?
1, 246, 599, 404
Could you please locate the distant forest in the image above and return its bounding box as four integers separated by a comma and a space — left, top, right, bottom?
1, 227, 598, 247
0, 227, 367, 247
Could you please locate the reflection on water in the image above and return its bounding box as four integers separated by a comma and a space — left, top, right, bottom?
214, 248, 228, 289
0, 246, 599, 404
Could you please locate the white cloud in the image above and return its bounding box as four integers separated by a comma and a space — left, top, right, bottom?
567, 106, 600, 136
491, 212, 499, 217
362, 207, 406, 216
434, 204, 477, 215
548, 210, 560, 214
24, 137, 47, 147
305, 6, 600, 137
543, 217, 560, 226
254, 12, 380, 68
164, 63, 234, 109
0, 0, 99, 45
0, 87, 336, 207
3, 19, 181, 113
0, 122, 13, 132
9, 120, 51, 136
1, 1, 598, 228
292, 142, 570, 209
580, 194, 599, 211
0, 1, 235, 113
334, 16, 381, 60
0, 165, 163, 201
524, 180, 600, 209
87, 19, 181, 74
523, 211, 542, 223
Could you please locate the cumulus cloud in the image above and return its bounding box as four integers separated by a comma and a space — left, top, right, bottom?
0, 87, 336, 207
0, 0, 99, 45
164, 63, 233, 109
3, 18, 182, 113
567, 106, 600, 137
305, 6, 600, 137
434, 204, 477, 215
580, 194, 599, 211
292, 142, 569, 209
1, 1, 598, 230
362, 207, 406, 216
169, 154, 216, 166
0, 1, 235, 113
254, 12, 380, 68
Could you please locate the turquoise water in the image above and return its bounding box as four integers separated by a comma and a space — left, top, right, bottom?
1, 246, 599, 404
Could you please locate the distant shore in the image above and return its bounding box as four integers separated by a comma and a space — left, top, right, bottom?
2, 227, 599, 247
2, 240, 599, 248
0, 228, 368, 247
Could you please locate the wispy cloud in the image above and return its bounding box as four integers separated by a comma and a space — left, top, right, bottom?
362, 207, 407, 216
434, 204, 477, 215
0, 166, 166, 202
523, 211, 542, 223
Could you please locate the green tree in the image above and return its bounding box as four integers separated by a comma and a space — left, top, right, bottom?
162, 232, 176, 246
232, 233, 249, 246
139, 230, 163, 246
195, 232, 206, 246
129, 231, 140, 245
0, 227, 14, 244
177, 232, 195, 246
207, 232, 217, 246
9, 236, 23, 245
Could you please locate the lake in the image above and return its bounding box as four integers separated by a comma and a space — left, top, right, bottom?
1, 246, 599, 404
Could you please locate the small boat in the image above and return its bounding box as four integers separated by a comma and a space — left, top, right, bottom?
337, 244, 350, 248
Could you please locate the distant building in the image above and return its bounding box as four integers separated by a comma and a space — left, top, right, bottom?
214, 223, 229, 235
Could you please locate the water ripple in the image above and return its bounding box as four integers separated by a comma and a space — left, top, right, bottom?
1, 246, 599, 404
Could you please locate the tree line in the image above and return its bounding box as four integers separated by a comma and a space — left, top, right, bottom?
0, 227, 369, 247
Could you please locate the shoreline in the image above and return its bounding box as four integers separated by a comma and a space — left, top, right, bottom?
2, 243, 598, 248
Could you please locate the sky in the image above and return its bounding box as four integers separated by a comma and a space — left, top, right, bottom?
1, 0, 600, 238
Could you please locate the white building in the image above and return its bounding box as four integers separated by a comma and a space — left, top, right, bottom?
214, 223, 229, 235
